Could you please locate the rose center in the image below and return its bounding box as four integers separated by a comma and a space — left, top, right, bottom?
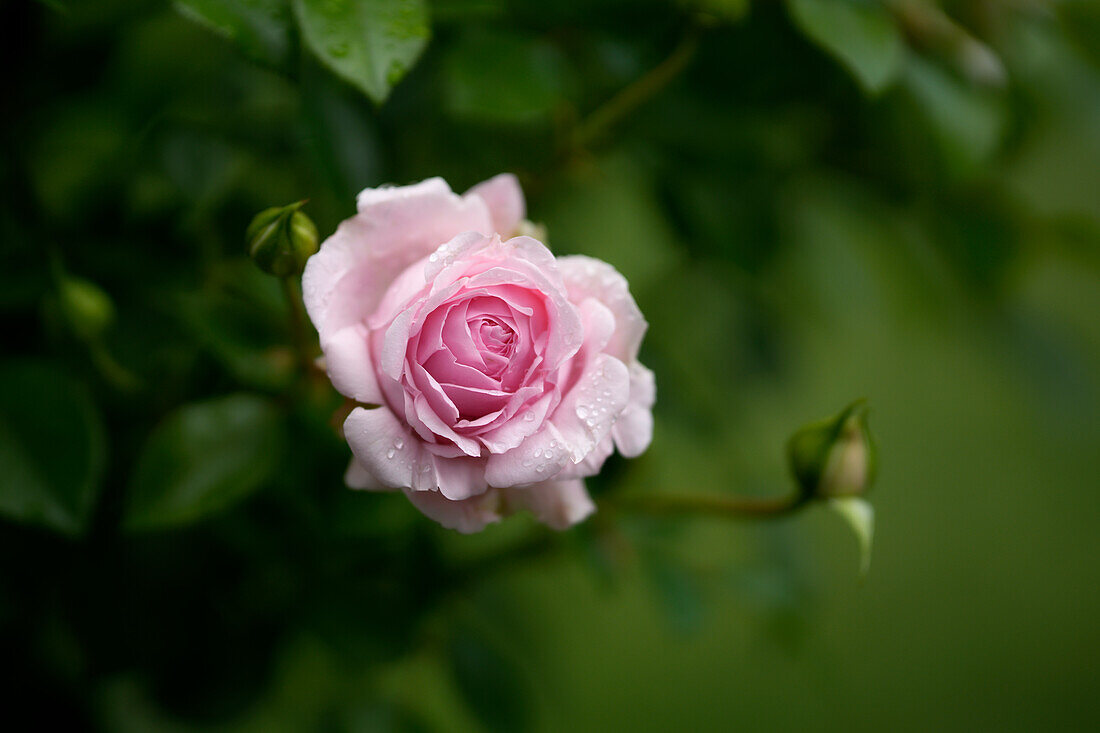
473, 317, 516, 358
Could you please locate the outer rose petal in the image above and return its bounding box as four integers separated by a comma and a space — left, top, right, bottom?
612, 362, 656, 458
554, 435, 613, 480
502, 478, 595, 530
484, 422, 572, 488
466, 174, 525, 237
344, 406, 435, 490
345, 458, 389, 491
557, 255, 647, 363
404, 488, 502, 534
322, 323, 383, 404
430, 454, 489, 501
303, 179, 492, 340
550, 353, 631, 463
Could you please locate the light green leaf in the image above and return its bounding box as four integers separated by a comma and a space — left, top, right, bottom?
125, 394, 284, 530
787, 0, 904, 93
174, 0, 295, 70
443, 30, 567, 125
829, 496, 874, 577
0, 361, 106, 535
294, 0, 430, 103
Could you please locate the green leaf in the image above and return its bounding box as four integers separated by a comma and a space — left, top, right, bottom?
0, 361, 106, 535
447, 632, 533, 733
125, 394, 284, 530
174, 0, 295, 70
901, 54, 1006, 179
786, 0, 904, 93
294, 0, 430, 103
829, 497, 874, 577
442, 30, 567, 125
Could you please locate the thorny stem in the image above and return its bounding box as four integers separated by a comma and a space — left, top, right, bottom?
569, 25, 701, 152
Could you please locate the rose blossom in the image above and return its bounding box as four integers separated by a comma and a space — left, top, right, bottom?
303, 175, 654, 532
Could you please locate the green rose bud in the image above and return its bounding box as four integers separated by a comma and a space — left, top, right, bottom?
246, 201, 319, 277
787, 399, 876, 500
57, 274, 115, 342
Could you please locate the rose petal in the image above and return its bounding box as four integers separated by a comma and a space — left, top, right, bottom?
551, 352, 631, 463
441, 383, 510, 420
404, 487, 502, 534
304, 180, 491, 340
484, 421, 571, 488
476, 391, 555, 454
432, 455, 490, 501
557, 255, 647, 363
344, 458, 390, 491
322, 323, 383, 404
554, 435, 613, 480
413, 393, 481, 458
465, 174, 526, 237
612, 362, 656, 458
344, 406, 434, 490
502, 478, 595, 530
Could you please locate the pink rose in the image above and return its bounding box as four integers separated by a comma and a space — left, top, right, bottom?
303, 175, 654, 532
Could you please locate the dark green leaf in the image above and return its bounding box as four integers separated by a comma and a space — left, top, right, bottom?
442, 30, 567, 125
125, 394, 284, 530
786, 0, 904, 93
294, 0, 430, 103
0, 361, 106, 535
447, 632, 532, 733
174, 0, 295, 70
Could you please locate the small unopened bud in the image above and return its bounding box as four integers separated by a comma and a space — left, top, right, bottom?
57, 275, 114, 341
246, 201, 319, 277
787, 400, 876, 500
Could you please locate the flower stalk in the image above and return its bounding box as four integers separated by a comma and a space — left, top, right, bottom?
607, 490, 812, 520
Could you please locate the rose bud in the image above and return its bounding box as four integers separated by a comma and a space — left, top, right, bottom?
303, 175, 655, 533
57, 274, 115, 342
787, 400, 876, 500
246, 201, 319, 277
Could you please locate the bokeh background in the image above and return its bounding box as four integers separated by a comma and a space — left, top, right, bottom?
2, 0, 1099, 730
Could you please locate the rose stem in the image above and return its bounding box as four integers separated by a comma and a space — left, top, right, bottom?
281, 276, 312, 377
607, 491, 813, 520
569, 24, 701, 152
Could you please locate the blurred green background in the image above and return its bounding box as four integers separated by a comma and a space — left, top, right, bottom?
2, 0, 1099, 730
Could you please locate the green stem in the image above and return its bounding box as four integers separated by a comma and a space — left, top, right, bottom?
281, 276, 312, 377
89, 341, 141, 392
571, 27, 701, 151
607, 491, 812, 520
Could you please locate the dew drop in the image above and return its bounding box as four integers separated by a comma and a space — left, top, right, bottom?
386, 448, 396, 459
